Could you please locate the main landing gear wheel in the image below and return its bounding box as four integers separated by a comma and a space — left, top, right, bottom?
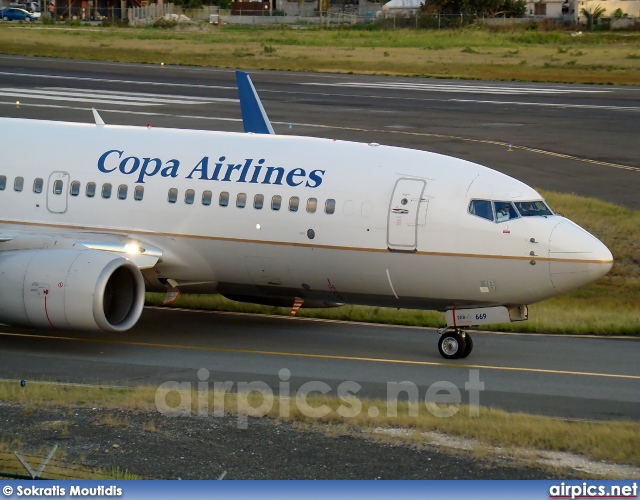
438, 331, 467, 360
437, 330, 473, 359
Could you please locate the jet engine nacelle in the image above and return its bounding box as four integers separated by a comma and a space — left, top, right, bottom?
0, 249, 145, 332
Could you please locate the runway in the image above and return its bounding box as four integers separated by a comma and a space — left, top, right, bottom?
0, 56, 638, 422
0, 55, 638, 208
0, 308, 638, 421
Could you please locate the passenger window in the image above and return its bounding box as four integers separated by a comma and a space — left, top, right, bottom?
289, 196, 299, 212
167, 188, 178, 204
118, 184, 128, 200
69, 181, 80, 196
236, 193, 246, 208
468, 200, 494, 222
271, 195, 282, 211
254, 194, 264, 210
86, 182, 96, 198
185, 189, 195, 205
494, 201, 518, 223
102, 183, 112, 199
325, 199, 336, 214
0, 175, 5, 191
15, 177, 24, 192
134, 186, 144, 201
202, 190, 212, 206
219, 191, 229, 207
307, 197, 317, 214
33, 178, 44, 194
52, 180, 63, 195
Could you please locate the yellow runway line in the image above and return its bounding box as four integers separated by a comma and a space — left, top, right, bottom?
1, 331, 638, 381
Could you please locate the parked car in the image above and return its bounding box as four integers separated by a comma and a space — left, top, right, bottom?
9, 1, 40, 13
0, 7, 38, 20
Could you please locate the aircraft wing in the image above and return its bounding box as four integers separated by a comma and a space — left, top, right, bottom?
0, 230, 162, 269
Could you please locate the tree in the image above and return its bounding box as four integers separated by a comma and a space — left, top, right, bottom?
421, 0, 524, 16
461, 0, 525, 17
420, 0, 464, 15
581, 4, 606, 30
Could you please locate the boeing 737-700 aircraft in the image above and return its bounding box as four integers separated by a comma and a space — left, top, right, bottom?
0, 72, 613, 359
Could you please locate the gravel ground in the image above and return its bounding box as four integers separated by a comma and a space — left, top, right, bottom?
0, 405, 578, 480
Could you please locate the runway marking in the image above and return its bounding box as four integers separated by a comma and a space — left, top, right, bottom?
1, 71, 637, 113
449, 98, 640, 112
2, 99, 638, 173
297, 122, 640, 174
0, 70, 237, 90
0, 87, 237, 107
0, 88, 637, 174
1, 331, 638, 381
303, 81, 610, 95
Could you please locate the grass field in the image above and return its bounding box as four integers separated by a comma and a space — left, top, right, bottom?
2, 381, 639, 469
146, 190, 640, 335
1, 24, 640, 84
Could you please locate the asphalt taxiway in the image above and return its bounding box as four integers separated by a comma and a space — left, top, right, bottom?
0, 308, 638, 421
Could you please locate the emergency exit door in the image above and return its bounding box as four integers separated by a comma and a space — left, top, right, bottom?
46, 171, 70, 214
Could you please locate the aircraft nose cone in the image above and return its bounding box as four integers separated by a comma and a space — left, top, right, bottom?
548, 221, 613, 293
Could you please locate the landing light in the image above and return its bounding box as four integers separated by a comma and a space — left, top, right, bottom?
256, 224, 261, 230
124, 243, 142, 255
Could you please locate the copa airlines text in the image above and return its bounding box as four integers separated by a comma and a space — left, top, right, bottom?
98, 150, 326, 188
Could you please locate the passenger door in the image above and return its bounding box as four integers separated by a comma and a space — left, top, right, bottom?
387, 178, 426, 252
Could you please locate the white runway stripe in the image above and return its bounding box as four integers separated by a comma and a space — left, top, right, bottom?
0, 70, 236, 90
303, 82, 610, 95
450, 98, 640, 112
0, 87, 238, 107
0, 91, 154, 106
43, 87, 236, 103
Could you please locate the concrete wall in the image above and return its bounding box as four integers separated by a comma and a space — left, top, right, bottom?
279, 0, 381, 17
525, 0, 563, 18
280, 1, 316, 16
480, 17, 546, 24
611, 17, 636, 28
221, 14, 304, 23
576, 0, 640, 21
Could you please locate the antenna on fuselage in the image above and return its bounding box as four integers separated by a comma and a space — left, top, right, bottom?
92, 108, 105, 126
236, 71, 275, 135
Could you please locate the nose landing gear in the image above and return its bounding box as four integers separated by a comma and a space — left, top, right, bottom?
437, 328, 473, 359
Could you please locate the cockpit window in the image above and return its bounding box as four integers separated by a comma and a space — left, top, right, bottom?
494, 201, 519, 222
514, 200, 553, 217
468, 200, 494, 222
470, 199, 552, 223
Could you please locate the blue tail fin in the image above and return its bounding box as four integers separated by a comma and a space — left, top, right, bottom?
236, 71, 275, 135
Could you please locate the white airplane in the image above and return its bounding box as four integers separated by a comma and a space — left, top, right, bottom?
0, 72, 613, 359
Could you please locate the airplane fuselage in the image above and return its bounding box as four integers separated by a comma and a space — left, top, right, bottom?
0, 118, 612, 315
